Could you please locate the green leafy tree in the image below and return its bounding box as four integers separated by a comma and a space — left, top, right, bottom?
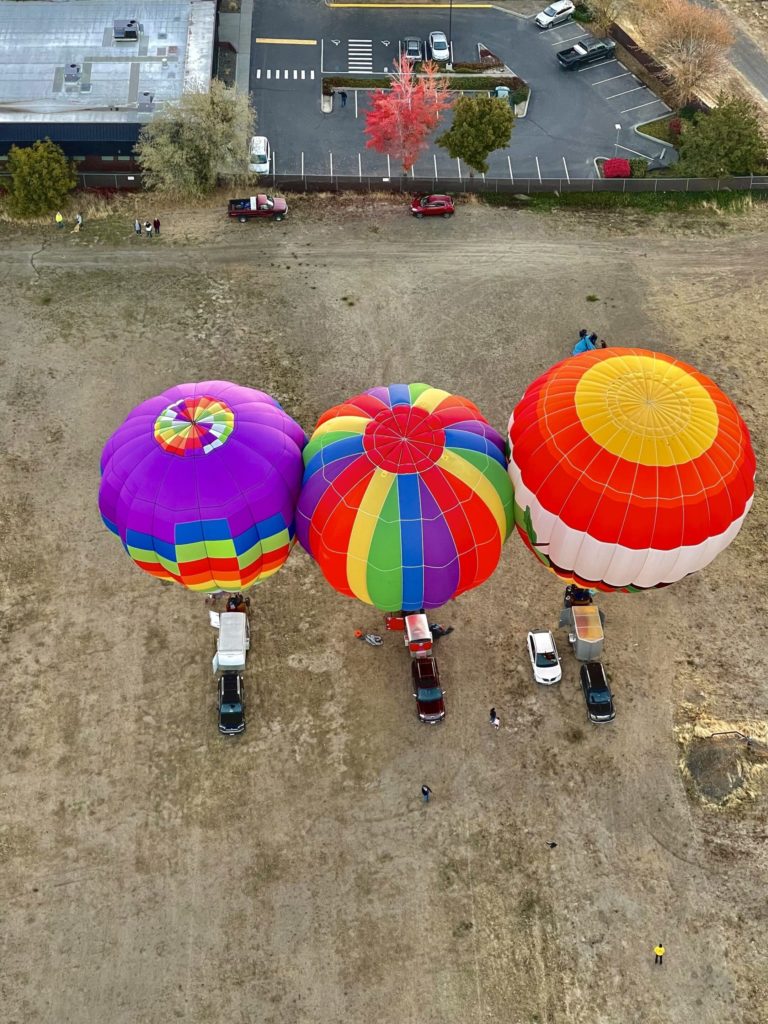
678, 95, 768, 176
6, 139, 77, 217
436, 95, 513, 175
135, 80, 255, 197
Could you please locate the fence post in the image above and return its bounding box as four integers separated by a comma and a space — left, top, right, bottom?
686, 178, 689, 192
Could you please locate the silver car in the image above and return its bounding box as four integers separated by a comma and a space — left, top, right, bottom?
429, 31, 450, 62
403, 37, 422, 60
535, 0, 575, 28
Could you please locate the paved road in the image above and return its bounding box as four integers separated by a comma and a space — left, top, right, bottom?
250, 4, 673, 179
699, 0, 768, 104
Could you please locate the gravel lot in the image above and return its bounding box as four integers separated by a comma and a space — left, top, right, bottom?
1, 196, 766, 1024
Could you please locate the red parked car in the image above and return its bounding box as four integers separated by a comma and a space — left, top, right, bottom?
410, 194, 455, 219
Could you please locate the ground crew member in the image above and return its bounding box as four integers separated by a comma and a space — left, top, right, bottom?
654, 943, 665, 965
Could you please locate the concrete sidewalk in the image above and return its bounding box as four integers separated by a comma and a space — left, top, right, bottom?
217, 0, 255, 93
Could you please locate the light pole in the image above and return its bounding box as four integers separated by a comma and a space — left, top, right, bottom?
447, 0, 454, 69
614, 123, 621, 157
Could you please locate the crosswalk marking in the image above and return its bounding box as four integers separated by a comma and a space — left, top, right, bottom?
348, 38, 372, 72
256, 68, 315, 82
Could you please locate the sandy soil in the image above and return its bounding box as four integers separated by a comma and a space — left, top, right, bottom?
1, 198, 766, 1024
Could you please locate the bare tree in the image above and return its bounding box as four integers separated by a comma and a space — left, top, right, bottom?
645, 0, 734, 106
135, 80, 255, 197
587, 0, 624, 38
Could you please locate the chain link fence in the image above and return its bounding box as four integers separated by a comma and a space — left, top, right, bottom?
2, 171, 768, 194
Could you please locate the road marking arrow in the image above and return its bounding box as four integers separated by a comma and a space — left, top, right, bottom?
331, 39, 340, 45
381, 39, 390, 46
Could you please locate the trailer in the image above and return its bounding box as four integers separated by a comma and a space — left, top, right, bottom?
210, 610, 250, 674
560, 603, 605, 661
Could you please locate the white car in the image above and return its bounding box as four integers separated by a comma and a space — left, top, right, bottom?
527, 630, 562, 685
535, 0, 575, 28
429, 31, 450, 62
248, 135, 271, 173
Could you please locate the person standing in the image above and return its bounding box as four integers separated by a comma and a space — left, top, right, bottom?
153, 217, 161, 235
339, 90, 348, 108
55, 211, 64, 229
75, 212, 83, 231
421, 784, 432, 803
654, 943, 665, 965
145, 220, 153, 238
134, 218, 142, 235
489, 708, 500, 730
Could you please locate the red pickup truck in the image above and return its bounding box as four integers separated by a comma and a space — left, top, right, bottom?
228, 195, 288, 223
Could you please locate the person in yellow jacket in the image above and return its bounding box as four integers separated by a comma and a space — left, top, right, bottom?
654, 943, 665, 965
55, 211, 63, 229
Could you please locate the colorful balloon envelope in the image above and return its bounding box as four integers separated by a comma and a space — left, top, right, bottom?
296, 384, 514, 612
99, 381, 306, 592
508, 348, 755, 591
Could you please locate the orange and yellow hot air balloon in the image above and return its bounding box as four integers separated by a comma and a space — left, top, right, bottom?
507, 348, 755, 592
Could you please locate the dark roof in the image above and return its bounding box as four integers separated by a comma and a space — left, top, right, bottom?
0, 122, 141, 144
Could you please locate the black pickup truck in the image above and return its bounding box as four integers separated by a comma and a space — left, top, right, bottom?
556, 39, 615, 69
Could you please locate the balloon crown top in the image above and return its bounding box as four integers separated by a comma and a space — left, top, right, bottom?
154, 395, 235, 457
362, 404, 446, 473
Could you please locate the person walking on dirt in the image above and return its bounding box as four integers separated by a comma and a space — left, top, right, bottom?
153, 217, 161, 235
55, 211, 64, 229
145, 220, 153, 238
421, 784, 432, 803
134, 218, 142, 236
490, 708, 500, 730
654, 943, 665, 965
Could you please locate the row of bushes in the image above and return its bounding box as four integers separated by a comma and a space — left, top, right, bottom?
322, 75, 528, 97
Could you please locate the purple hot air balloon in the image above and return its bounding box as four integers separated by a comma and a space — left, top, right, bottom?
99, 381, 306, 592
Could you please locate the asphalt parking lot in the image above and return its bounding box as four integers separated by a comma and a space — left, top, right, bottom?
250, 5, 672, 180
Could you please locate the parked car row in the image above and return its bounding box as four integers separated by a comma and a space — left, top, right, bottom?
400, 32, 450, 62
526, 590, 616, 724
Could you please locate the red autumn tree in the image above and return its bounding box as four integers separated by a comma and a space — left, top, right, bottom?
364, 57, 454, 173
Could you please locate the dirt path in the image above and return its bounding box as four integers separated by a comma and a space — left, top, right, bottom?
0, 204, 766, 1024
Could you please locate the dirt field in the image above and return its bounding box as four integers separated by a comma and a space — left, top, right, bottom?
1, 197, 766, 1024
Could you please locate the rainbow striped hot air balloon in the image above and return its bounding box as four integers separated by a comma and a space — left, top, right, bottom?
296, 384, 514, 612
508, 348, 755, 592
99, 381, 306, 593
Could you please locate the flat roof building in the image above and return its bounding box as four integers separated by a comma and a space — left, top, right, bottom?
0, 0, 217, 177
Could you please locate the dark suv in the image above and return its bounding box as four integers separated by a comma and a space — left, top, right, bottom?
579, 662, 615, 723
218, 672, 245, 734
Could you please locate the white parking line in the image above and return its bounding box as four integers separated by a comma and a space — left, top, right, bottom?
552, 31, 588, 45
562, 156, 570, 183
591, 71, 632, 85
301, 69, 305, 79
621, 98, 669, 113
616, 142, 653, 158
577, 59, 617, 72
293, 70, 297, 79
535, 155, 542, 183
256, 69, 261, 78
605, 85, 645, 100
266, 69, 271, 79
507, 155, 513, 182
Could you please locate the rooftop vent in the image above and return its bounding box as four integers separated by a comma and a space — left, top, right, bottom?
138, 91, 155, 111
113, 19, 139, 41
64, 63, 81, 83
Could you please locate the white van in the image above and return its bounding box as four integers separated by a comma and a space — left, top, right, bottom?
248, 135, 271, 173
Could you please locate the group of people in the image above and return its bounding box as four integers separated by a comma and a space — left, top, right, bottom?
572, 329, 608, 356
55, 211, 84, 232
134, 217, 161, 238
